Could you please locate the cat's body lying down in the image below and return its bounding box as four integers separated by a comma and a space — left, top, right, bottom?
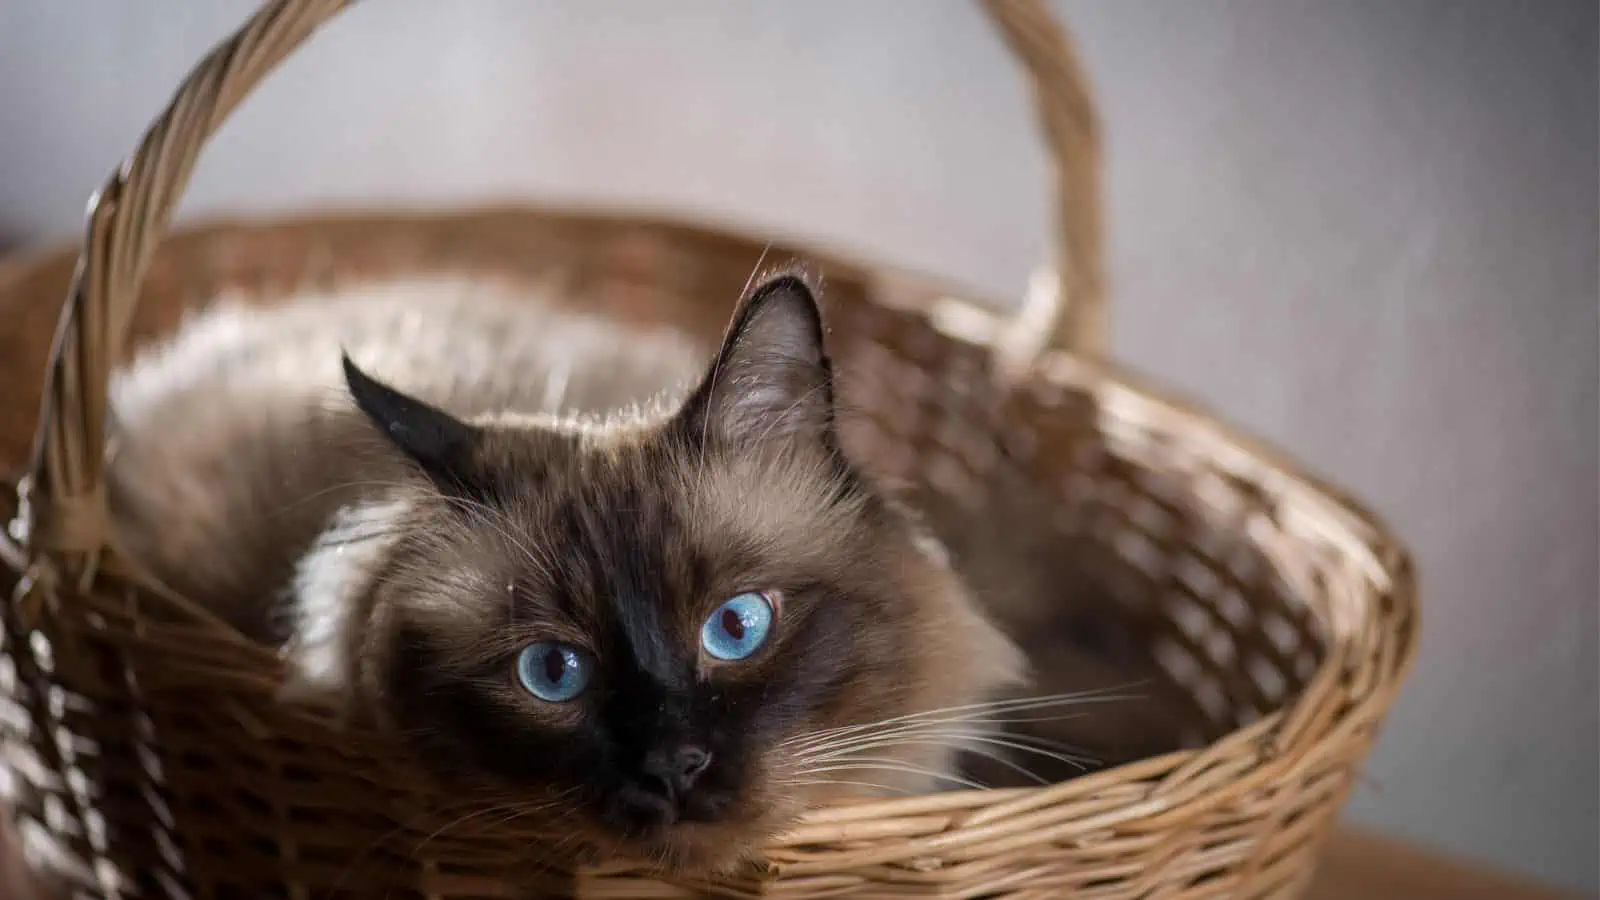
105, 273, 1030, 871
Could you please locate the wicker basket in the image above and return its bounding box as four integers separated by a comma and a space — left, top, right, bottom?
0, 1, 1418, 897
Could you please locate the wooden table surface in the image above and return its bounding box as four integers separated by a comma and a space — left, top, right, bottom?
4, 816, 1586, 899
1307, 828, 1587, 900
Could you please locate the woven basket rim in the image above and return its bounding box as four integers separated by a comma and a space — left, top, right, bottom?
1, 203, 1421, 841
3, 202, 1422, 562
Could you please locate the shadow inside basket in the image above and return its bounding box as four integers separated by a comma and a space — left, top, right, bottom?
0, 212, 1331, 897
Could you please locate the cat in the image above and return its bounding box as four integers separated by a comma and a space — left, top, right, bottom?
104, 271, 1027, 873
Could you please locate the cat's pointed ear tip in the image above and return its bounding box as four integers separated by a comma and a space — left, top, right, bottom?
339, 351, 389, 402
748, 269, 822, 304
740, 269, 828, 343
339, 349, 363, 384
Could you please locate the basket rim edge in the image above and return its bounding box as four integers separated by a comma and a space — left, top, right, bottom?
0, 201, 1421, 829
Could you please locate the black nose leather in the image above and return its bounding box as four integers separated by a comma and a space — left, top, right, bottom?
642, 745, 713, 797
609, 745, 726, 831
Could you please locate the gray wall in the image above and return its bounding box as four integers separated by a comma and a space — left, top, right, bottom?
1, 1, 1595, 893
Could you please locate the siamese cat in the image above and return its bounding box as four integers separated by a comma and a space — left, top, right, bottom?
105, 272, 1033, 871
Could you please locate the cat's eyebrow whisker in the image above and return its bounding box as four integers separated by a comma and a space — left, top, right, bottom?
778, 687, 1146, 751
272, 475, 556, 581
435, 494, 553, 579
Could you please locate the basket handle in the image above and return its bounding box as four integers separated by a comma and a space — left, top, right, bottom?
20, 0, 1104, 570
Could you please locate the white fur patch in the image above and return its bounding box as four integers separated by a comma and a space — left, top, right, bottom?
277, 498, 411, 704
910, 528, 954, 569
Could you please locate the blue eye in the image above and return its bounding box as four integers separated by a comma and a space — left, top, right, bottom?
515, 642, 592, 702
700, 592, 775, 661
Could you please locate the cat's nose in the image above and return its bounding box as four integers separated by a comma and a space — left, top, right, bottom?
643, 744, 713, 796
610, 745, 725, 831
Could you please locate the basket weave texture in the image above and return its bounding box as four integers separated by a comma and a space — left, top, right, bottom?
0, 1, 1418, 898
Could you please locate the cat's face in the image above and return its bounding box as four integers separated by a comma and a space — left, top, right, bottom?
340, 275, 1022, 870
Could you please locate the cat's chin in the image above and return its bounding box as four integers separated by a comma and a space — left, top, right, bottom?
628, 780, 909, 874
590, 801, 808, 876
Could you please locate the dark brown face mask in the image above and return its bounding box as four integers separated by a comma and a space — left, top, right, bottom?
341, 274, 1017, 868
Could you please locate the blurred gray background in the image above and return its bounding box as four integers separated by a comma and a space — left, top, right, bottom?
1, 1, 1595, 893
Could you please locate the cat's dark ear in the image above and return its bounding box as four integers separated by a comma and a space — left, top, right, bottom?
342, 353, 483, 492
677, 274, 837, 449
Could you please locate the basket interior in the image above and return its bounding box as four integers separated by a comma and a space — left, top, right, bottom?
0, 207, 1347, 899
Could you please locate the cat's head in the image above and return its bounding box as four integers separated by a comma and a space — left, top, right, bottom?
330, 274, 1024, 871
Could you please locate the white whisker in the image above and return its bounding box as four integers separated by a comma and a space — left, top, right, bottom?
774, 778, 916, 796
928, 740, 1051, 785
806, 730, 1095, 774
788, 759, 991, 792
782, 692, 1142, 756
777, 684, 1147, 751
792, 713, 1094, 760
